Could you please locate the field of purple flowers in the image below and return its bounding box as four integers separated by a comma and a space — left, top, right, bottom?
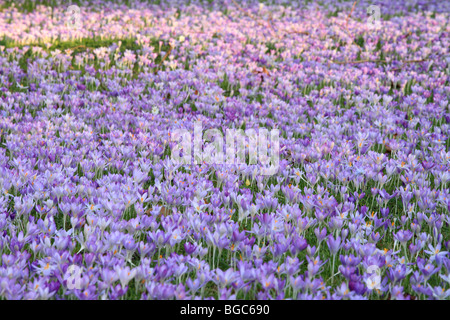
0, 0, 449, 300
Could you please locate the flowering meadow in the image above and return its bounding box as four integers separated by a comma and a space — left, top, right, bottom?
0, 0, 449, 300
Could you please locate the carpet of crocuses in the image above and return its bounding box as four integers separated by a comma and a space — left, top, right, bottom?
0, 0, 449, 300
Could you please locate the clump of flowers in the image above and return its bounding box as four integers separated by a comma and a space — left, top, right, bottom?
0, 0, 449, 300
